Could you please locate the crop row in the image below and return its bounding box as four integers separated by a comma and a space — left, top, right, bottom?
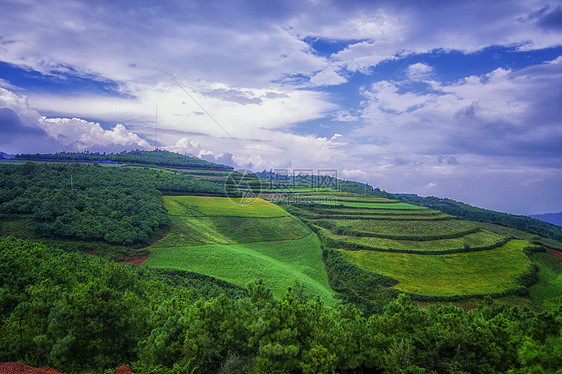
310, 224, 511, 255
338, 239, 535, 298
314, 219, 482, 241
284, 205, 453, 221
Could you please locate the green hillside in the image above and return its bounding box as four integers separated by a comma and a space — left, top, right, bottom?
283, 192, 543, 303
340, 240, 532, 297
0, 151, 561, 373
143, 196, 336, 304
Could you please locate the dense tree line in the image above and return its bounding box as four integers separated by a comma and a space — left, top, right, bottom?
373, 190, 562, 244
0, 236, 560, 373
0, 163, 224, 245
14, 150, 234, 171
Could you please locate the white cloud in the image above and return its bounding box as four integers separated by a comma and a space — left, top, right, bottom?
1, 1, 561, 214
406, 63, 434, 81
355, 57, 562, 162
343, 57, 562, 214
26, 81, 338, 153
330, 41, 396, 73
42, 118, 149, 151
308, 67, 347, 87
164, 137, 201, 155
1, 0, 559, 93
0, 87, 149, 153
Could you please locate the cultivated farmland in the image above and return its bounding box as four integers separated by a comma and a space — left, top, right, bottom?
144, 195, 336, 304
283, 191, 536, 299
339, 240, 533, 297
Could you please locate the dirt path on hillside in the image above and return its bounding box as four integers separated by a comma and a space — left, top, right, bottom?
546, 247, 562, 259
121, 251, 150, 266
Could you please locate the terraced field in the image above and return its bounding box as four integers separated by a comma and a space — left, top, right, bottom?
338, 240, 532, 297
164, 195, 289, 217
144, 196, 336, 304
318, 226, 507, 253
283, 192, 536, 299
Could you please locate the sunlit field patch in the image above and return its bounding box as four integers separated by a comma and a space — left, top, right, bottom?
145, 233, 336, 304
163, 195, 289, 217
146, 195, 335, 304
340, 239, 533, 296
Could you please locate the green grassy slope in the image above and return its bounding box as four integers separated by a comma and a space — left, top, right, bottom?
144, 196, 336, 304
164, 195, 289, 217
283, 191, 539, 300
529, 252, 562, 306
339, 240, 533, 297
145, 233, 335, 303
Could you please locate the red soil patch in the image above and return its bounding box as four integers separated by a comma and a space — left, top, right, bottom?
121, 251, 150, 266
546, 247, 562, 260
0, 362, 64, 374
84, 249, 149, 266
0, 363, 137, 374
114, 365, 136, 374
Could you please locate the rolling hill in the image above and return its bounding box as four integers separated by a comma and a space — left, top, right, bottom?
142, 196, 336, 304
1, 150, 561, 373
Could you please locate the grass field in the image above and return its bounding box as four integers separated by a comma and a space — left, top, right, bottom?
163, 195, 289, 217
159, 216, 311, 247
316, 201, 427, 210
309, 207, 445, 216
324, 219, 479, 236
260, 188, 337, 193
529, 252, 562, 306
145, 195, 336, 304
293, 196, 400, 203
339, 239, 533, 296
324, 228, 506, 252
145, 233, 336, 303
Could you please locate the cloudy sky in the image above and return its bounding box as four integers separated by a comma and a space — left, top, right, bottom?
1, 0, 561, 215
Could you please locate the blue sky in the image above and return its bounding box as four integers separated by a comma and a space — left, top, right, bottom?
0, 0, 561, 215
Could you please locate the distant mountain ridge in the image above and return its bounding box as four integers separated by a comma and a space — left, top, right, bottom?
531, 212, 562, 226
13, 150, 234, 170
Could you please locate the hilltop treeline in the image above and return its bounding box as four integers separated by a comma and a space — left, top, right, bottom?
0, 163, 223, 245
15, 150, 234, 171
0, 236, 560, 374
373, 190, 562, 243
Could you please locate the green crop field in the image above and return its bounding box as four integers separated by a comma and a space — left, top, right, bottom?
316, 200, 427, 209
339, 240, 533, 296
145, 195, 336, 304
308, 207, 444, 216
323, 218, 480, 236
159, 216, 311, 247
260, 188, 337, 193
163, 195, 289, 217
529, 252, 562, 306
323, 227, 506, 252
293, 195, 399, 203
145, 233, 336, 304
